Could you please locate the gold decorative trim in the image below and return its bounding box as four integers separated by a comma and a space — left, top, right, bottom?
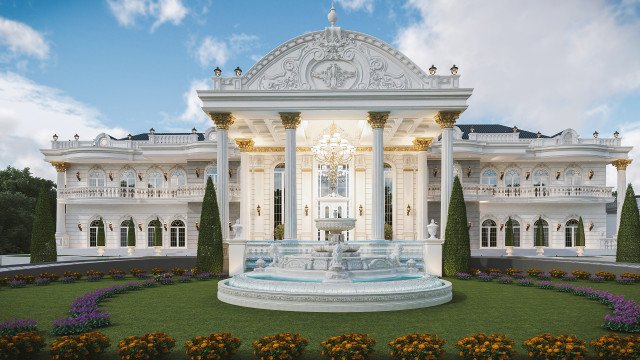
403, 168, 416, 172
251, 168, 265, 172
234, 138, 255, 152
208, 112, 235, 130
611, 159, 632, 170
434, 111, 461, 129
413, 137, 433, 151
367, 111, 390, 129
51, 161, 69, 172
355, 168, 366, 172
279, 112, 302, 129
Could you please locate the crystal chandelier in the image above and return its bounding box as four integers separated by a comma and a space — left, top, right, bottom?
312, 124, 355, 195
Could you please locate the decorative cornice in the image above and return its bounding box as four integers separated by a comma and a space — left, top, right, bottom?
279, 112, 302, 129
413, 137, 433, 151
611, 159, 632, 170
208, 112, 235, 130
367, 111, 390, 129
234, 138, 255, 152
51, 161, 69, 172
434, 111, 461, 129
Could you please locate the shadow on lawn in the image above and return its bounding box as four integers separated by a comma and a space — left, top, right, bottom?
449, 290, 467, 304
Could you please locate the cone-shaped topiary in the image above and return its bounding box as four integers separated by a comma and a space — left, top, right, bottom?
504, 217, 514, 247
535, 217, 545, 247
196, 177, 224, 273
30, 187, 57, 263
127, 217, 136, 247
617, 184, 640, 263
576, 216, 586, 247
442, 176, 471, 276
97, 218, 105, 247
153, 217, 162, 246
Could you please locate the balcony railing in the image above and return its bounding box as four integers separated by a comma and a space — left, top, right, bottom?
59, 183, 241, 201
427, 184, 613, 200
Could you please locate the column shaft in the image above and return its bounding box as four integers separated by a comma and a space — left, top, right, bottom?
434, 111, 461, 240
280, 112, 301, 240
414, 138, 432, 240
612, 159, 632, 232
368, 111, 389, 240
217, 129, 230, 240
53, 165, 67, 247
236, 139, 254, 240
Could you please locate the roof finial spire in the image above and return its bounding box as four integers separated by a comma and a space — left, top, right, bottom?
328, 1, 337, 27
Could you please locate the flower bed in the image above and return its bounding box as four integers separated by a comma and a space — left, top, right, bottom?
571, 270, 591, 280
616, 277, 637, 285
118, 332, 175, 360
50, 331, 110, 360
527, 268, 543, 277
63, 271, 83, 280
548, 269, 566, 278
621, 273, 640, 283
0, 320, 37, 336
0, 331, 45, 359
388, 333, 445, 360
253, 333, 308, 360
595, 271, 616, 281
156, 274, 174, 285
12, 274, 34, 284
37, 272, 60, 282
522, 334, 587, 359
455, 333, 515, 359
455, 272, 472, 280
34, 277, 51, 286
8, 280, 26, 288
320, 333, 375, 360
184, 332, 241, 360
590, 333, 640, 359
497, 276, 513, 284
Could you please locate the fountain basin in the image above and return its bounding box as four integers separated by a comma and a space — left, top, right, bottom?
314, 218, 356, 232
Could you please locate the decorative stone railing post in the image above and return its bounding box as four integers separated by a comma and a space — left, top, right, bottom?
367, 111, 389, 240
280, 112, 301, 240
209, 112, 235, 240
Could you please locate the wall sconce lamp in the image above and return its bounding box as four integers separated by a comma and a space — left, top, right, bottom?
500, 223, 504, 231
499, 171, 504, 180
138, 223, 142, 231
196, 222, 200, 231
358, 204, 364, 216
467, 222, 472, 230
78, 223, 83, 231
466, 166, 472, 177
108, 172, 113, 181
163, 172, 168, 181
108, 223, 113, 231
304, 205, 309, 216
525, 171, 531, 180
588, 221, 594, 231
433, 167, 439, 177
555, 171, 561, 180
406, 204, 412, 216
163, 223, 168, 231
195, 168, 201, 178
256, 205, 261, 216
556, 223, 562, 231
588, 170, 594, 180
526, 223, 531, 231
138, 173, 143, 181
76, 171, 81, 181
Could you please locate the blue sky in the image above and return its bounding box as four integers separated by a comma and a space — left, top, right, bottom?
0, 0, 639, 186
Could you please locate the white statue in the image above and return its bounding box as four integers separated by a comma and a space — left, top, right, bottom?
329, 243, 344, 270
254, 258, 266, 272
232, 219, 243, 240
269, 244, 281, 267
389, 244, 403, 266
426, 219, 439, 239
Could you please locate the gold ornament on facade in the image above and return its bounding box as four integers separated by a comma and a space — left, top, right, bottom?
611, 159, 632, 170
51, 161, 69, 172
208, 112, 235, 130
434, 111, 461, 129
279, 112, 302, 129
367, 111, 390, 129
234, 138, 255, 152
413, 137, 433, 151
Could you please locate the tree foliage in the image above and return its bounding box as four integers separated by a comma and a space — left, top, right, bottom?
196, 177, 224, 273
576, 217, 586, 247
617, 184, 640, 263
0, 167, 55, 255
442, 176, 471, 276
535, 217, 545, 247
30, 186, 57, 263
127, 217, 136, 247
504, 217, 514, 247
97, 218, 105, 247
153, 217, 162, 247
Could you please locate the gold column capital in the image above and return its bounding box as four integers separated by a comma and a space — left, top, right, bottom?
51, 161, 69, 172
279, 112, 301, 129
234, 138, 255, 152
612, 159, 632, 170
434, 111, 462, 129
413, 137, 433, 151
208, 112, 235, 130
367, 111, 390, 129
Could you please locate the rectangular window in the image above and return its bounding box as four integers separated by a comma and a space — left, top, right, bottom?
89, 228, 97, 247
490, 228, 497, 247
120, 227, 128, 247
171, 228, 177, 247
148, 228, 155, 247
513, 227, 521, 247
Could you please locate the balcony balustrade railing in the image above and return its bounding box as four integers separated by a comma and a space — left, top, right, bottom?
59, 183, 240, 201
427, 184, 613, 200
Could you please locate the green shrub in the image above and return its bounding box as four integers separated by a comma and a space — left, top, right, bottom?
126, 217, 135, 247
153, 217, 162, 246
30, 187, 57, 263
504, 217, 514, 247
576, 217, 586, 247
196, 177, 223, 273
96, 218, 105, 247
617, 184, 640, 263
442, 176, 471, 276
274, 223, 284, 240
534, 217, 545, 247
384, 223, 393, 240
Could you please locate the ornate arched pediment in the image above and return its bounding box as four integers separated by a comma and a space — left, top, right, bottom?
243, 28, 431, 91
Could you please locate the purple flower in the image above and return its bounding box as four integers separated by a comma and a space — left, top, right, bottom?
497, 276, 513, 284
455, 273, 472, 280
8, 280, 26, 288
589, 275, 605, 283
0, 319, 37, 336
516, 278, 534, 286
34, 277, 51, 286
561, 274, 577, 281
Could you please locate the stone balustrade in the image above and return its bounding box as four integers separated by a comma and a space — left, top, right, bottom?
58, 183, 241, 201
427, 184, 613, 200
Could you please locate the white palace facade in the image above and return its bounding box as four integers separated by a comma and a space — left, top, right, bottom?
42, 21, 633, 261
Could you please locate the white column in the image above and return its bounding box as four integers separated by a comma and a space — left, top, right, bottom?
209, 112, 235, 241
235, 139, 254, 240
280, 112, 301, 240
414, 138, 432, 240
435, 111, 461, 240
52, 162, 68, 247
368, 111, 389, 240
612, 159, 632, 231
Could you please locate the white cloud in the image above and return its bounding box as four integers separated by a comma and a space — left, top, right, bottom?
107, 0, 188, 31
0, 72, 126, 180
0, 17, 49, 60
196, 37, 228, 67
337, 0, 374, 13
180, 78, 209, 123
396, 0, 640, 133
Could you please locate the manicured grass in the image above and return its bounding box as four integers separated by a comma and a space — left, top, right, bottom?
1, 278, 638, 359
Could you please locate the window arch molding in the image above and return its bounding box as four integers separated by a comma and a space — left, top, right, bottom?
146, 167, 165, 190
168, 166, 187, 188
503, 168, 522, 187
532, 167, 551, 186
204, 163, 217, 185
533, 216, 550, 247
169, 216, 187, 248
87, 215, 105, 248
503, 215, 523, 247
480, 217, 498, 248
119, 217, 135, 248
565, 218, 579, 247
480, 167, 498, 187
87, 167, 106, 187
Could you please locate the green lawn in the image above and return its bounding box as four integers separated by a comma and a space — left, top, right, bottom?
1, 278, 638, 359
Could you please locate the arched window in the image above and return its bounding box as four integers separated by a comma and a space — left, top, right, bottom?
481, 169, 497, 186
511, 219, 521, 247
384, 163, 393, 226
205, 166, 217, 185
318, 164, 349, 197
120, 219, 131, 247
89, 219, 101, 247
274, 163, 285, 232
120, 170, 136, 197
147, 219, 162, 247
534, 218, 549, 247
148, 171, 164, 189
533, 169, 550, 197
565, 219, 579, 247
324, 206, 330, 219
88, 170, 105, 188
565, 170, 580, 186
170, 170, 186, 187
170, 220, 185, 247
481, 219, 497, 247
504, 170, 520, 187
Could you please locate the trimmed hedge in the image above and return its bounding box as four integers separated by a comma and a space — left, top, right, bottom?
442, 176, 470, 276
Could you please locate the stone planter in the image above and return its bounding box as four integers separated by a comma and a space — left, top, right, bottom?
576, 246, 585, 257
127, 246, 135, 256
154, 245, 162, 256
505, 245, 513, 256
97, 246, 105, 256
535, 246, 545, 256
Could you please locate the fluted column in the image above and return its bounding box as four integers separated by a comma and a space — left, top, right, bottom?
209, 112, 235, 240
51, 161, 68, 248
435, 111, 461, 240
280, 112, 301, 240
612, 159, 632, 232
368, 111, 390, 240
235, 138, 254, 240
414, 138, 432, 240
